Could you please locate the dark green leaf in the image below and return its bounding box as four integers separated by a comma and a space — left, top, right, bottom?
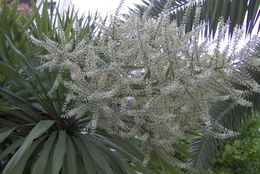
0, 138, 24, 160
2, 120, 54, 174
12, 135, 47, 174
31, 132, 57, 174
51, 130, 66, 174
0, 128, 15, 144
73, 138, 97, 174
65, 135, 78, 174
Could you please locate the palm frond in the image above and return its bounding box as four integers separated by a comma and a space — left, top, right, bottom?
132, 0, 260, 37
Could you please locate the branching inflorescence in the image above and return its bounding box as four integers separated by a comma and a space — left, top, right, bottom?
30, 1, 260, 166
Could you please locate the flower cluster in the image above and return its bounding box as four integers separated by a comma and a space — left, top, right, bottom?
30, 1, 259, 165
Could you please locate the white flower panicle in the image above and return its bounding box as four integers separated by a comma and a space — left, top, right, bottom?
31, 9, 259, 166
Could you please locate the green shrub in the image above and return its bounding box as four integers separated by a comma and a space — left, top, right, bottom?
211, 117, 260, 174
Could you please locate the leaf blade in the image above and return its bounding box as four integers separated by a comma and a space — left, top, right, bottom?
0, 128, 15, 144
31, 132, 57, 174
2, 120, 54, 174
51, 130, 66, 174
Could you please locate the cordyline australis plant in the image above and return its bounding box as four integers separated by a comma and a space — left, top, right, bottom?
30, 4, 259, 166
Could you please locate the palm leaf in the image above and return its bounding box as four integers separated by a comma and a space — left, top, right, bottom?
133, 0, 260, 37
2, 120, 54, 174
31, 132, 57, 174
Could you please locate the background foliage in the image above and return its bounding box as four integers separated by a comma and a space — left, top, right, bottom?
133, 0, 260, 37
209, 116, 260, 174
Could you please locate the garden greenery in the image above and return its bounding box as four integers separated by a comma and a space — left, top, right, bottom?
29, 0, 259, 166
210, 117, 260, 174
